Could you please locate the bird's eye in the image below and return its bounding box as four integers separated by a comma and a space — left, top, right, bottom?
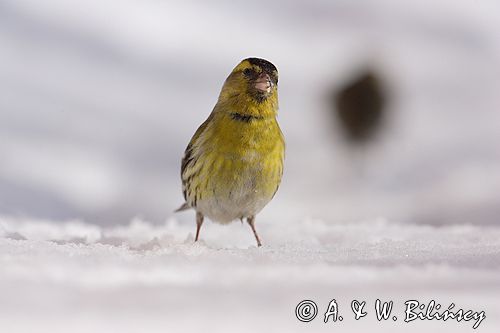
243, 68, 257, 79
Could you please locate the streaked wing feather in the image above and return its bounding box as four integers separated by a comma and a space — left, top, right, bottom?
180, 112, 214, 202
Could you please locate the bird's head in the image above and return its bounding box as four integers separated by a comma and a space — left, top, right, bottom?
219, 58, 279, 105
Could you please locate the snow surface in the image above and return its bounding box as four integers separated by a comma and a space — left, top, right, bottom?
1, 215, 499, 333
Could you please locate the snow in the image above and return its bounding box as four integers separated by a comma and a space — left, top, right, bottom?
1, 215, 499, 332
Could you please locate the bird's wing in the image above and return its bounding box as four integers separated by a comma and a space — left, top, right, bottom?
179, 112, 215, 205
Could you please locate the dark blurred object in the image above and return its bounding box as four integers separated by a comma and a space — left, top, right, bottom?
332, 69, 387, 144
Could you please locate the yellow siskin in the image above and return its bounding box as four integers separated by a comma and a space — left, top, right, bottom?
177, 57, 285, 247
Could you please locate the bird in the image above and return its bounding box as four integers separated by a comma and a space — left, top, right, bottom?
176, 57, 285, 247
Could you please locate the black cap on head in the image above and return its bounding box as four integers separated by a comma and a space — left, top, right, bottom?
246, 57, 278, 75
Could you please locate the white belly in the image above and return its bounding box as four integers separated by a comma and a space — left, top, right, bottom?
196, 186, 272, 224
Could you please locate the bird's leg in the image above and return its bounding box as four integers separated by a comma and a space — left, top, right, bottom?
246, 216, 262, 247
195, 212, 204, 242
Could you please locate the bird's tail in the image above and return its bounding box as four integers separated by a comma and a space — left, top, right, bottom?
174, 202, 191, 212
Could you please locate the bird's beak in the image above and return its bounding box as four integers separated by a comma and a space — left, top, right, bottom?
254, 73, 273, 93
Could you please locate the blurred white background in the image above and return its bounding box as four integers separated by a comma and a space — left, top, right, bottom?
1, 0, 499, 226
